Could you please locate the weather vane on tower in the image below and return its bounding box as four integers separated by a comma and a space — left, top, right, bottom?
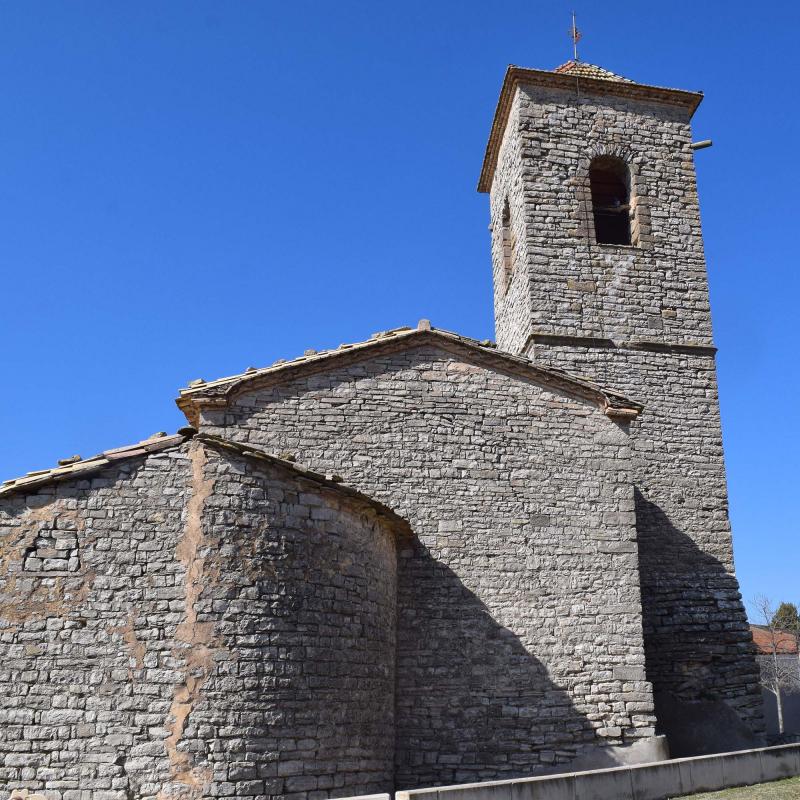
569, 11, 582, 62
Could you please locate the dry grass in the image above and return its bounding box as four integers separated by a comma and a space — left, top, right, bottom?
674, 776, 800, 798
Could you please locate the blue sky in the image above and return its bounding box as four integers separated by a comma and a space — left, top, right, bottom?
0, 2, 797, 617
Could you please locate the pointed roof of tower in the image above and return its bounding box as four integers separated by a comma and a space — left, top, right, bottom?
552, 60, 634, 83
478, 63, 703, 193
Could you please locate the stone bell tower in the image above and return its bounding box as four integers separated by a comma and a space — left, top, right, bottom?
479, 60, 766, 755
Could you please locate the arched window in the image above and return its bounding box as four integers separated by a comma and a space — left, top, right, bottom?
501, 198, 513, 291
589, 157, 632, 245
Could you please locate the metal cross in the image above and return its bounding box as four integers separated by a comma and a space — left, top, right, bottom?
569, 11, 582, 62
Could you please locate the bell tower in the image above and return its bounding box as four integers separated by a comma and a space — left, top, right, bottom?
479, 60, 766, 754
481, 60, 715, 357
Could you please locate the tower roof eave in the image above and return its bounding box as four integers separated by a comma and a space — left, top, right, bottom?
477, 65, 704, 194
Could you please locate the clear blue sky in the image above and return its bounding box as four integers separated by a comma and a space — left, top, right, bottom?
0, 2, 797, 617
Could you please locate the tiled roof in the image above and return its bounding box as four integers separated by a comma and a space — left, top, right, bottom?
175, 320, 643, 425
751, 624, 799, 655
2, 325, 644, 498
553, 60, 634, 83
0, 432, 191, 497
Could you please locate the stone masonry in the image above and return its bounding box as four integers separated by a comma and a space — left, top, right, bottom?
483, 62, 764, 752
191, 338, 657, 788
0, 434, 400, 799
0, 58, 763, 799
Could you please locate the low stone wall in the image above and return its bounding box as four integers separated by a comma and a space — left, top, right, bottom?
9, 744, 800, 800
392, 744, 800, 800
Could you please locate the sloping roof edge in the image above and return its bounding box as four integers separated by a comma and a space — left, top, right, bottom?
750, 624, 799, 656
552, 60, 635, 83
175, 323, 642, 427
0, 430, 411, 533
196, 434, 411, 532
0, 432, 191, 498
478, 65, 704, 193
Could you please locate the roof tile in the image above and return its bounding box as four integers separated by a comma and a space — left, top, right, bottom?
0, 433, 188, 497
553, 60, 634, 83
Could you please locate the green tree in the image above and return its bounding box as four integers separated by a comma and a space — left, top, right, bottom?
771, 602, 800, 632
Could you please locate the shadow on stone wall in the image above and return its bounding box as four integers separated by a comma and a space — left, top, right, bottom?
634, 489, 763, 757
394, 538, 619, 789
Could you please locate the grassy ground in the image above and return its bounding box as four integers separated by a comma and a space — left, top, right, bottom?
673, 776, 800, 798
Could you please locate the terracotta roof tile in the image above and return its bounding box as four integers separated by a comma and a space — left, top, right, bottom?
553, 60, 634, 83
751, 624, 799, 655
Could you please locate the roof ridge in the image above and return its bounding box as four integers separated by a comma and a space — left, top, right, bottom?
175, 323, 643, 427
0, 430, 411, 534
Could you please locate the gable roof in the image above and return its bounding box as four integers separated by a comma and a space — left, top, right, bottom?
175, 320, 642, 427
0, 431, 191, 498
478, 64, 704, 193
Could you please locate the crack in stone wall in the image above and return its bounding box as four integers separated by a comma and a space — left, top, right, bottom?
158, 442, 217, 800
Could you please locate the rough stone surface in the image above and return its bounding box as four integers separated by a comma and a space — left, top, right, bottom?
0, 440, 398, 800
0, 60, 764, 800
487, 75, 764, 746
489, 82, 712, 354
199, 345, 657, 787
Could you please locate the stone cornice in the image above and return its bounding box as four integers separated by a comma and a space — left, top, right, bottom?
524, 332, 718, 358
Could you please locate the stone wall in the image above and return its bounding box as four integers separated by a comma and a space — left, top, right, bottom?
198, 342, 659, 789
533, 344, 764, 754
0, 438, 399, 800
0, 442, 192, 798
181, 439, 399, 800
489, 81, 713, 354
485, 76, 765, 749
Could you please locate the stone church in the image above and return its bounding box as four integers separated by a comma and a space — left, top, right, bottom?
0, 59, 765, 800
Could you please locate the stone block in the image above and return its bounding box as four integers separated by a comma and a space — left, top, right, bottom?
512, 775, 576, 800
719, 749, 764, 790
572, 768, 633, 800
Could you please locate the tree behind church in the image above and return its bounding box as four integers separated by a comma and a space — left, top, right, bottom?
772, 602, 800, 633
756, 596, 800, 735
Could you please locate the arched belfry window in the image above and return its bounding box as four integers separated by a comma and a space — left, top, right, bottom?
589, 157, 632, 246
